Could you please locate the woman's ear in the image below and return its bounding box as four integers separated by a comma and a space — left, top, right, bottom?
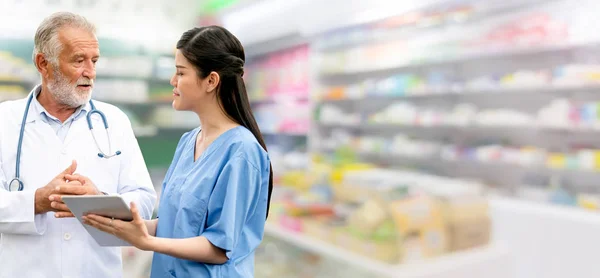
206, 71, 220, 93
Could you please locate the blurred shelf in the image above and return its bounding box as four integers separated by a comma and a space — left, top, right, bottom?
319, 42, 600, 79
328, 150, 600, 179
317, 122, 600, 135
318, 84, 600, 103
0, 79, 35, 87
244, 34, 310, 59
264, 223, 512, 278
264, 223, 394, 276
250, 96, 310, 105
442, 157, 600, 178
313, 1, 546, 53
262, 131, 308, 137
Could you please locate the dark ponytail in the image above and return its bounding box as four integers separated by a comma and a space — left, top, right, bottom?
176, 26, 273, 219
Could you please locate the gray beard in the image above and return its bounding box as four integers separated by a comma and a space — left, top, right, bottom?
47, 70, 92, 108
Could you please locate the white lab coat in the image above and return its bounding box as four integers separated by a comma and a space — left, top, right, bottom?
0, 88, 157, 278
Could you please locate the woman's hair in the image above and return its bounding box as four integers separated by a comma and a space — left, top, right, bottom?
176, 26, 273, 219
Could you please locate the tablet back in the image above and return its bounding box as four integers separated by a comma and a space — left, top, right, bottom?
63, 195, 133, 221
62, 195, 133, 246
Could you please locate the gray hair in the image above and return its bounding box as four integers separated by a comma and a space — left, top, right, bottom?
32, 12, 96, 67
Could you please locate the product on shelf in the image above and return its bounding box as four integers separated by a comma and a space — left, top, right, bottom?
315, 0, 593, 75
246, 45, 310, 101
316, 97, 600, 131
318, 62, 600, 102
244, 45, 311, 136
253, 100, 310, 135
269, 159, 491, 265
316, 104, 362, 126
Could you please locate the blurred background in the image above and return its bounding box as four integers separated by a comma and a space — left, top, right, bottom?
2, 0, 600, 277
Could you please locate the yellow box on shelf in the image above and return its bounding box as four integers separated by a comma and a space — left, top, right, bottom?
593, 151, 600, 171
388, 195, 449, 261
279, 171, 313, 191
546, 153, 567, 169
446, 217, 491, 252
577, 193, 600, 211
440, 195, 490, 223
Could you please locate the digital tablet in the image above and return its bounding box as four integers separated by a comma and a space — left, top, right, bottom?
62, 195, 133, 247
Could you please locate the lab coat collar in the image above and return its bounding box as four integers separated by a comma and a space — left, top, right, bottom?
24, 84, 93, 124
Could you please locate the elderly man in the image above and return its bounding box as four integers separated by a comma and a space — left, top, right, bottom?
0, 12, 156, 278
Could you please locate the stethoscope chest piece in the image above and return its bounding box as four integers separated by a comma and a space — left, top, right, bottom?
9, 178, 24, 192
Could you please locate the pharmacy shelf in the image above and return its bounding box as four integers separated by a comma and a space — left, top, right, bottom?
0, 79, 35, 87
313, 0, 550, 53
317, 122, 600, 135
332, 150, 600, 179
244, 34, 310, 59
262, 131, 308, 137
318, 84, 600, 103
319, 42, 600, 79
264, 223, 513, 278
250, 96, 310, 105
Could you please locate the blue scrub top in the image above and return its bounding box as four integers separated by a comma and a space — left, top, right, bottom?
151, 126, 270, 278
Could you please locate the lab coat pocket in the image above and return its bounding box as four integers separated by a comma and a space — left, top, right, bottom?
173, 194, 207, 238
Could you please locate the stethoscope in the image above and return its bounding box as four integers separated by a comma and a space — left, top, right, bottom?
8, 92, 122, 192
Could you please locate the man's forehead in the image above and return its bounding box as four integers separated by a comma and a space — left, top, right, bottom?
59, 37, 100, 57
58, 27, 98, 46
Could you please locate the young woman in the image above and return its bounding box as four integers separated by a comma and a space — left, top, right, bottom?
81, 26, 273, 278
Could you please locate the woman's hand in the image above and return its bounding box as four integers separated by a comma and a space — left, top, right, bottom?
82, 202, 154, 251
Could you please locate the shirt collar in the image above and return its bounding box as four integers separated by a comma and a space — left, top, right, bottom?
28, 85, 90, 124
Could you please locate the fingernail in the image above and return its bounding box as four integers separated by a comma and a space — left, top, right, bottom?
55, 213, 59, 218
55, 186, 60, 191
49, 196, 54, 201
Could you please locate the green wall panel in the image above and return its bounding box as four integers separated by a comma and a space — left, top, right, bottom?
137, 137, 179, 169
